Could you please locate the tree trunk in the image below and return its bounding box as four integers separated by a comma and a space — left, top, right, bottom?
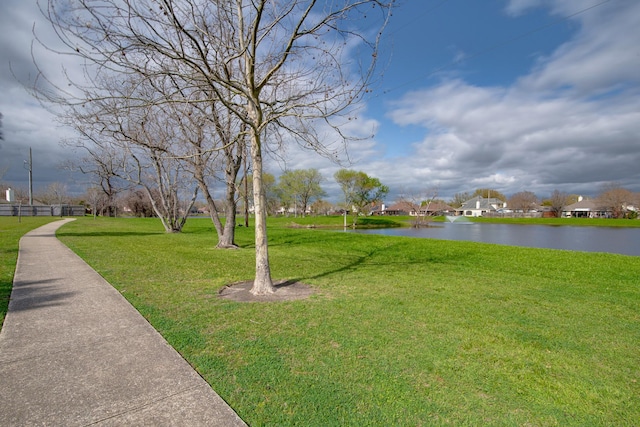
243, 154, 250, 228
249, 131, 275, 295
197, 179, 224, 239
218, 169, 239, 248
193, 161, 237, 248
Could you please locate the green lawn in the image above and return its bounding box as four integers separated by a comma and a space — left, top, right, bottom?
6, 216, 640, 425
0, 217, 59, 328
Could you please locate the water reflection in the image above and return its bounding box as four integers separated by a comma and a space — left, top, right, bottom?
349, 222, 640, 256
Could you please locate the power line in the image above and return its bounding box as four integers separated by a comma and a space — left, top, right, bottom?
380, 0, 612, 95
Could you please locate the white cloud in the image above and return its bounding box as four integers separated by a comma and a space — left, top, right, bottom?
517, 1, 640, 95
504, 0, 546, 17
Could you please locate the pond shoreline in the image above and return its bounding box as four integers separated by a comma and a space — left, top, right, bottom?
347, 221, 640, 256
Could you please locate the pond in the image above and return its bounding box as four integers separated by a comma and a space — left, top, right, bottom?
348, 221, 640, 256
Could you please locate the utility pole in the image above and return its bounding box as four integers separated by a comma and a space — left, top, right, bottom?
23, 147, 33, 205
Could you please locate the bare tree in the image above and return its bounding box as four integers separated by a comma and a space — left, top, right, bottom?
72, 93, 198, 232
223, 1, 393, 293
36, 2, 249, 242
399, 187, 438, 227
597, 183, 635, 219
10, 187, 30, 204
547, 190, 569, 218
508, 191, 539, 212
73, 144, 124, 217
310, 199, 333, 216
122, 189, 155, 217
36, 182, 70, 205
37, 0, 394, 294
169, 99, 245, 247
84, 186, 110, 218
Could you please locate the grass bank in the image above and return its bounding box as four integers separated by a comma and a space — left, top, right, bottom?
0, 217, 59, 328
49, 217, 640, 425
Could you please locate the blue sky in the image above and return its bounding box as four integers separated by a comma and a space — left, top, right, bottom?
1, 0, 639, 203
370, 1, 575, 157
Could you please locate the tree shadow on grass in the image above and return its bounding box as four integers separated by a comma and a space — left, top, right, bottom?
219, 242, 479, 303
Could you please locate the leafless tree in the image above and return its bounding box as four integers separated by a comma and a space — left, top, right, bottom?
84, 186, 110, 218
597, 183, 635, 219
221, 1, 394, 293
73, 144, 123, 217
36, 182, 70, 205
9, 187, 30, 204
122, 189, 155, 217
167, 98, 245, 247
37, 0, 394, 294
547, 190, 569, 218
508, 191, 539, 212
62, 89, 197, 232
113, 111, 199, 232
310, 199, 333, 216
399, 187, 438, 227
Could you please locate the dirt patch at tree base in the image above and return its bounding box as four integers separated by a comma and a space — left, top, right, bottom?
218, 279, 315, 302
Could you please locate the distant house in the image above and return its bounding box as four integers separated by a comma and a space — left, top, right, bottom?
384, 202, 413, 216
370, 203, 407, 216
417, 201, 456, 216
372, 201, 456, 216
562, 197, 608, 218
456, 196, 507, 217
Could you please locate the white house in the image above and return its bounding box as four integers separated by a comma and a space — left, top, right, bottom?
456, 196, 507, 217
562, 196, 608, 218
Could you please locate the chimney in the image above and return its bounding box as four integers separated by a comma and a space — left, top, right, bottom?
476, 199, 480, 209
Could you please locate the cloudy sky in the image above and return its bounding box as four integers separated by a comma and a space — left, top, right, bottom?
1, 0, 639, 203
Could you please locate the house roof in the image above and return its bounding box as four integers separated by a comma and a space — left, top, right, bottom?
422, 201, 455, 212
457, 196, 505, 211
385, 201, 414, 212
563, 199, 600, 211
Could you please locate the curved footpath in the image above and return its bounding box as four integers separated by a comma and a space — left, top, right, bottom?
0, 219, 246, 426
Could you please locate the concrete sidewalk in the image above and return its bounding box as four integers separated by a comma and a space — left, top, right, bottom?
0, 219, 246, 426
